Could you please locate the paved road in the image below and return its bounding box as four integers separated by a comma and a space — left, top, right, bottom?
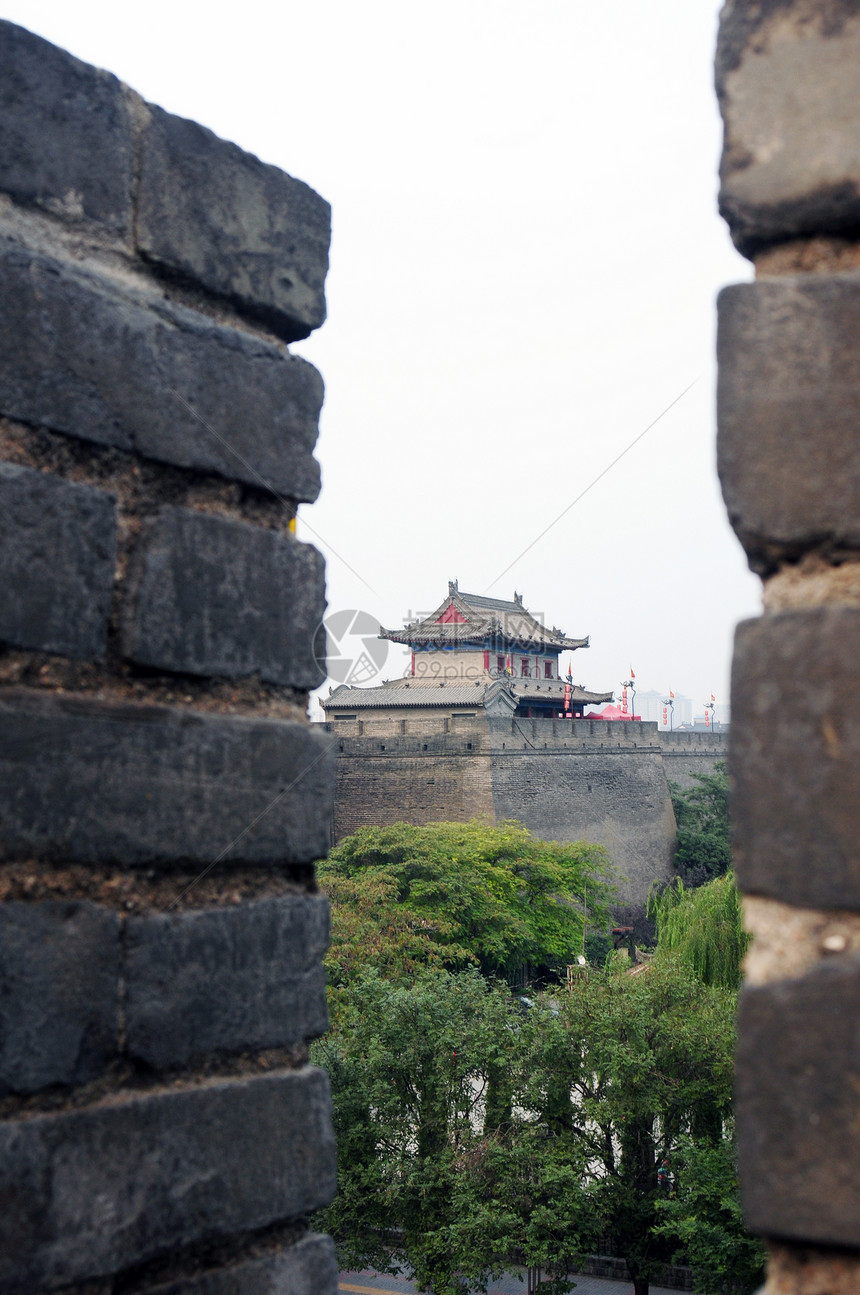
340, 1267, 689, 1295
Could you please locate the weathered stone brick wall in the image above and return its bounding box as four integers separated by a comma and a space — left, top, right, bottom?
333, 726, 497, 839
717, 4, 860, 1289
330, 717, 702, 914
657, 730, 728, 790
0, 21, 337, 1295
487, 719, 677, 912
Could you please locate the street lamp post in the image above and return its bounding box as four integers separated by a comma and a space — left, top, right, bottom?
662, 696, 674, 731
621, 678, 636, 720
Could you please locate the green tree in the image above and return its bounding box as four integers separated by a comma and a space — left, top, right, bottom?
314, 957, 744, 1295
445, 1127, 590, 1295
321, 820, 611, 986
649, 872, 750, 991
655, 1133, 766, 1294
669, 762, 731, 885
313, 966, 581, 1294
521, 960, 737, 1295
315, 822, 754, 1295
321, 866, 471, 1005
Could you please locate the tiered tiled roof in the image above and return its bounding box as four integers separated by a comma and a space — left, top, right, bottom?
323, 678, 497, 709
511, 677, 613, 706
322, 676, 613, 713
380, 581, 588, 651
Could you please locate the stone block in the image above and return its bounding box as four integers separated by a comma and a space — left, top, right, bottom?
0, 21, 133, 235
0, 1068, 336, 1292
717, 275, 860, 572
125, 895, 329, 1068
730, 608, 860, 910
716, 2, 860, 257
0, 462, 116, 659
0, 690, 333, 867
123, 508, 326, 688
736, 953, 860, 1246
0, 901, 119, 1094
137, 105, 330, 342
0, 242, 323, 501
141, 1233, 337, 1295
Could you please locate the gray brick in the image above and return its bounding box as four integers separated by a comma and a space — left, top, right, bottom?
141, 1233, 337, 1295
138, 105, 330, 343
717, 275, 860, 572
125, 895, 329, 1069
0, 462, 116, 658
0, 1068, 336, 1292
730, 608, 860, 910
0, 21, 133, 235
737, 954, 860, 1246
0, 242, 323, 501
0, 690, 333, 867
123, 508, 326, 688
716, 2, 860, 257
0, 901, 119, 1094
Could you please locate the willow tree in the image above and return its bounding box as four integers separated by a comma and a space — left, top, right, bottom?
649, 871, 749, 991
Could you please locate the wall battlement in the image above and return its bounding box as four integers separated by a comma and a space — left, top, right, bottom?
0, 22, 337, 1295
717, 3, 860, 1286
328, 714, 726, 912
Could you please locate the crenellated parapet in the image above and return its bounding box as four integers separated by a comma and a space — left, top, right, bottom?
0, 21, 336, 1295
327, 714, 726, 914
717, 3, 860, 1288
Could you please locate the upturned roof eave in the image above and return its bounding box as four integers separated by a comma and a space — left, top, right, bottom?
379, 626, 589, 651
321, 681, 498, 710
511, 684, 615, 704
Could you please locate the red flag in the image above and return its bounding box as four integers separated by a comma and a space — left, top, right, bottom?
630, 666, 635, 679
669, 689, 674, 699
710, 693, 715, 702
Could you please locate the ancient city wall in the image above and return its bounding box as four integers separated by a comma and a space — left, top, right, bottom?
0, 22, 336, 1295
486, 719, 677, 912
658, 729, 728, 790
717, 3, 860, 1289
329, 717, 707, 912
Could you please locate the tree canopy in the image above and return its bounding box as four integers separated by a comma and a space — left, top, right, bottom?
320, 820, 612, 988
312, 956, 761, 1295
649, 871, 750, 991
669, 762, 731, 885
519, 959, 739, 1295
655, 1134, 766, 1295
313, 966, 545, 1293
313, 815, 763, 1295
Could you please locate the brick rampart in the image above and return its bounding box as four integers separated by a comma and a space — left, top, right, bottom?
717, 4, 860, 1288
330, 717, 725, 911
658, 730, 728, 790
0, 22, 336, 1294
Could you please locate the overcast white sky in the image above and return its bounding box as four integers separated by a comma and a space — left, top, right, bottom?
5, 1, 760, 716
